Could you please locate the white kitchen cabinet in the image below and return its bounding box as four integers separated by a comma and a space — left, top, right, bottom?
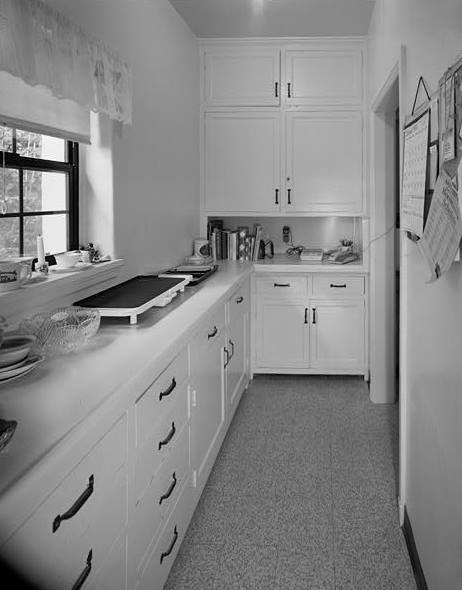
225, 279, 250, 420
203, 111, 281, 213
285, 111, 363, 213
190, 306, 226, 491
256, 301, 310, 369
309, 300, 365, 370
253, 272, 366, 375
285, 48, 363, 105
202, 46, 280, 106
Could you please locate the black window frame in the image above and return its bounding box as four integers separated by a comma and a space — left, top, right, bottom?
0, 130, 79, 257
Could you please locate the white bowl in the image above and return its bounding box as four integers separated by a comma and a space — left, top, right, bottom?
0, 334, 36, 367
55, 251, 81, 269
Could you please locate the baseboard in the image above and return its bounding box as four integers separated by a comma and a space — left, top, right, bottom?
402, 506, 429, 590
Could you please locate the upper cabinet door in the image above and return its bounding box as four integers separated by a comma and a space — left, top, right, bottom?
285, 49, 363, 105
286, 111, 363, 214
203, 47, 280, 106
204, 112, 281, 213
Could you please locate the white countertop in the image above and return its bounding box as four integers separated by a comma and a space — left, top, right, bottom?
254, 254, 368, 273
0, 262, 252, 498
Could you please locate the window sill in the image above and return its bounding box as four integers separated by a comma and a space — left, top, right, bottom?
1, 259, 124, 326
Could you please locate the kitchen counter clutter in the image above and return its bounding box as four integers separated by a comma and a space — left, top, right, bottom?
253, 253, 367, 273
0, 258, 366, 590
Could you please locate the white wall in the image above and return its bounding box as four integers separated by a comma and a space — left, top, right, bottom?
368, 2, 462, 588
45, 0, 200, 277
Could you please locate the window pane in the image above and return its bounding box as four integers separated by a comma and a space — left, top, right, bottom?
23, 214, 68, 257
0, 127, 13, 153
0, 217, 19, 258
2, 168, 20, 213
16, 130, 66, 162
24, 170, 67, 212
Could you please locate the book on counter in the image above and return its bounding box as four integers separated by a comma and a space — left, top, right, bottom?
208, 221, 265, 261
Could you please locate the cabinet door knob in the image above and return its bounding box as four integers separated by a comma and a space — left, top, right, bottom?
53, 475, 94, 533
70, 550, 93, 590
159, 377, 176, 401
236, 296, 244, 304
312, 308, 317, 324
158, 422, 176, 450
274, 81, 279, 98
275, 188, 279, 205
159, 472, 177, 505
304, 308, 308, 324
287, 188, 292, 205
160, 526, 179, 564
287, 82, 292, 98
208, 326, 218, 339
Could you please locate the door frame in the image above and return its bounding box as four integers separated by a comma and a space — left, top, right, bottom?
369, 46, 408, 524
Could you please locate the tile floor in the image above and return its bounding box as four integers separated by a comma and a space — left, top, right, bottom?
165, 375, 417, 590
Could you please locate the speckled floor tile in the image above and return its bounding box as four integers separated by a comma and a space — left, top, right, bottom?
164, 376, 416, 590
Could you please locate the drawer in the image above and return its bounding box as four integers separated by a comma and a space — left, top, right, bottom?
135, 383, 189, 501
137, 479, 193, 590
1, 416, 128, 590
133, 424, 190, 574
256, 275, 308, 298
136, 347, 188, 449
312, 275, 364, 298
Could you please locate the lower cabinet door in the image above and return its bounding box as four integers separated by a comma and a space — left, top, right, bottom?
256, 300, 310, 368
309, 300, 365, 370
190, 327, 226, 490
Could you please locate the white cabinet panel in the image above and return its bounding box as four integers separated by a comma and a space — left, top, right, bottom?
285, 49, 363, 105
286, 111, 363, 213
310, 300, 365, 370
204, 112, 281, 213
203, 47, 280, 106
256, 301, 309, 368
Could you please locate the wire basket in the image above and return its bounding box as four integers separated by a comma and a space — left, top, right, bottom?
19, 307, 100, 356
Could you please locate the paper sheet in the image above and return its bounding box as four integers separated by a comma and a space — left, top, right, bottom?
419, 170, 462, 282
441, 74, 456, 163
401, 111, 430, 236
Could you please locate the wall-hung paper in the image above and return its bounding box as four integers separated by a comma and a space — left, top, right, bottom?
401, 110, 430, 237
429, 144, 439, 191
419, 170, 462, 282
430, 97, 439, 143
441, 75, 456, 163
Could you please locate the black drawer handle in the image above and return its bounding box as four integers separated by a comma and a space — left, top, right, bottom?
70, 549, 92, 590
236, 296, 244, 304
158, 422, 176, 450
160, 526, 178, 564
304, 308, 308, 324
330, 283, 347, 288
229, 339, 235, 359
312, 308, 317, 324
53, 475, 94, 533
159, 377, 176, 401
159, 472, 177, 505
274, 282, 290, 288
287, 188, 292, 205
208, 326, 218, 339
287, 82, 292, 98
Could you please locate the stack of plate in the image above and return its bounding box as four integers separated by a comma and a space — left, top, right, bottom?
0, 334, 43, 385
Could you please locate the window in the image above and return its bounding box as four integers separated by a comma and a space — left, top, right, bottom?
0, 126, 79, 259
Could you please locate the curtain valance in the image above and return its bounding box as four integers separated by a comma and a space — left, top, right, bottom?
0, 0, 132, 125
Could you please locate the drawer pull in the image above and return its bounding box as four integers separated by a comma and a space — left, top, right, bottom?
160, 526, 178, 564
159, 377, 176, 401
224, 347, 229, 369
287, 188, 292, 205
274, 81, 278, 98
52, 475, 94, 533
304, 308, 308, 324
330, 283, 347, 288
159, 472, 177, 505
70, 549, 92, 590
158, 422, 176, 450
208, 326, 218, 339
274, 282, 290, 288
236, 296, 244, 304
312, 308, 317, 324
275, 188, 279, 205
287, 82, 292, 98
229, 339, 235, 359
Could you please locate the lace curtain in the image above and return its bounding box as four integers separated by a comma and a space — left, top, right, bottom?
0, 0, 132, 125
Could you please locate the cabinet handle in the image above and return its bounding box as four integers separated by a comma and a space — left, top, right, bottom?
159, 472, 177, 505
159, 377, 176, 401
274, 81, 279, 98
287, 82, 292, 98
287, 188, 292, 205
158, 422, 176, 450
229, 339, 235, 359
52, 475, 94, 533
236, 296, 244, 304
208, 326, 218, 339
312, 308, 317, 324
160, 526, 178, 564
70, 550, 93, 590
304, 308, 308, 324
330, 283, 347, 288
224, 347, 229, 368
275, 188, 279, 205
274, 282, 290, 288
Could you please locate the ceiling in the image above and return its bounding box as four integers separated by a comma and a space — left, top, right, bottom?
169, 0, 375, 38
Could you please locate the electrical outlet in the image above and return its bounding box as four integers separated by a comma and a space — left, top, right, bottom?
282, 226, 291, 243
